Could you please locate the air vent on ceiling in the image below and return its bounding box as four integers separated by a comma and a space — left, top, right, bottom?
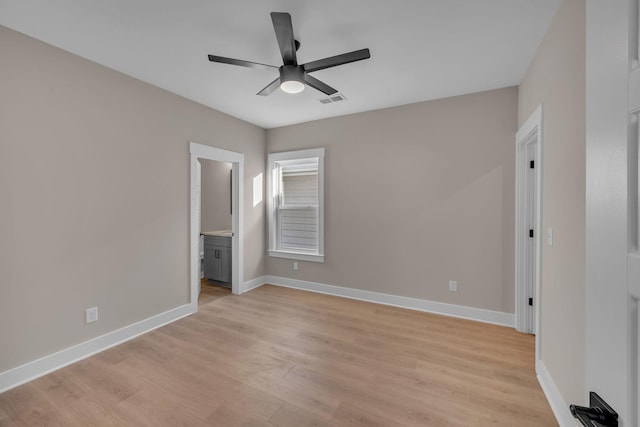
318, 94, 347, 104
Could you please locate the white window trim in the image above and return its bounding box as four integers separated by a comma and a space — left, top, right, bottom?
267, 148, 325, 263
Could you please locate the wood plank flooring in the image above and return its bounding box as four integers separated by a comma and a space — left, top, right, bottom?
0, 284, 557, 426
198, 279, 231, 305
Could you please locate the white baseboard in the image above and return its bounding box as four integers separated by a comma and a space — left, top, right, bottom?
0, 304, 194, 393
536, 360, 578, 427
241, 275, 267, 294
263, 275, 514, 327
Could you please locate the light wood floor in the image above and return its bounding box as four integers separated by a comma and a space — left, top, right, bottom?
0, 285, 557, 426
198, 279, 232, 305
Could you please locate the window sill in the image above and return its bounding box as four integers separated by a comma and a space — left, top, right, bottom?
268, 250, 324, 263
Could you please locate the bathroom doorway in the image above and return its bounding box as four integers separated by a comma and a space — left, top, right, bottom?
197, 158, 233, 303
198, 159, 233, 289
189, 142, 244, 311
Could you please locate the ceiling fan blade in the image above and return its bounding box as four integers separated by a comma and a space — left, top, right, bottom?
208, 55, 278, 70
303, 48, 371, 73
304, 74, 338, 96
257, 77, 281, 96
271, 12, 297, 65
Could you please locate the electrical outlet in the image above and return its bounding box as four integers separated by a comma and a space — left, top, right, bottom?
449, 280, 458, 292
85, 307, 98, 324
293, 262, 299, 271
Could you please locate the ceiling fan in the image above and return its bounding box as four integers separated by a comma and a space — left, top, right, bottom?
207, 12, 371, 96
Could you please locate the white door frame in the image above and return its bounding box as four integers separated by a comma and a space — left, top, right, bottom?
189, 142, 244, 310
515, 105, 543, 357
585, 1, 638, 424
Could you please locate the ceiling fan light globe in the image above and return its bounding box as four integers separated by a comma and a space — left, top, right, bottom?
280, 80, 305, 94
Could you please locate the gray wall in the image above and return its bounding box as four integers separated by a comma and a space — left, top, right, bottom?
518, 0, 586, 406
266, 87, 518, 314
200, 159, 232, 232
0, 26, 266, 373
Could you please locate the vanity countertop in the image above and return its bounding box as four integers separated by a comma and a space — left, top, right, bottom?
202, 230, 232, 237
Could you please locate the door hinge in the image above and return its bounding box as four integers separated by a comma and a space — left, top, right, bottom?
528, 297, 533, 306
529, 160, 535, 169
570, 392, 618, 426
529, 229, 534, 238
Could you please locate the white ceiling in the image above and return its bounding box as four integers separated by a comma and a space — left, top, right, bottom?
0, 0, 559, 129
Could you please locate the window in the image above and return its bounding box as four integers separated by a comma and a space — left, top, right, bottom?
268, 148, 324, 262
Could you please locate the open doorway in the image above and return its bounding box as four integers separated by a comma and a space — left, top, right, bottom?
515, 105, 542, 357
189, 142, 244, 312
198, 158, 233, 304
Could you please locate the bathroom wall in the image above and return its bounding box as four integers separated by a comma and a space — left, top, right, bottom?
200, 159, 232, 232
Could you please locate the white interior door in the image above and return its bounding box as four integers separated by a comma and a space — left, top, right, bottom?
515, 106, 542, 341
524, 141, 538, 334
585, 1, 639, 425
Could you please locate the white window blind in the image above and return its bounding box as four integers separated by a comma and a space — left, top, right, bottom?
278, 167, 318, 251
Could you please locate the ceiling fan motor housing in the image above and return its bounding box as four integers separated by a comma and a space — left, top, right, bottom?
280, 65, 305, 83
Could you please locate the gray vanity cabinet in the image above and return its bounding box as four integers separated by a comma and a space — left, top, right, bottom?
204, 236, 232, 284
